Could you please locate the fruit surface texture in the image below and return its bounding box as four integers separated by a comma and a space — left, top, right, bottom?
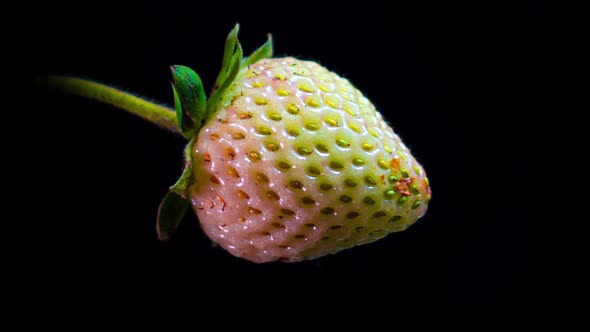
191, 57, 431, 262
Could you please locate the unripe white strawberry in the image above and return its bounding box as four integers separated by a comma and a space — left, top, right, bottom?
191, 57, 431, 262
48, 24, 431, 263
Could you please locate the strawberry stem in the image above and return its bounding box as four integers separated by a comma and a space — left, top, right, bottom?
46, 76, 179, 133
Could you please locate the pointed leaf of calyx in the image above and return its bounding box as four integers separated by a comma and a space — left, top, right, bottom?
207, 24, 243, 116
171, 65, 207, 139
156, 138, 196, 241
244, 34, 273, 67
214, 23, 240, 89
156, 191, 189, 242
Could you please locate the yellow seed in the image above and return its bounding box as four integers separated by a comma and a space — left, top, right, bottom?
305, 98, 320, 107
330, 161, 343, 170
298, 83, 314, 93
411, 185, 420, 195
343, 104, 358, 116
368, 128, 380, 138
255, 98, 267, 105
345, 179, 357, 187
384, 190, 396, 198
231, 132, 245, 140
281, 209, 295, 215
315, 144, 328, 153
302, 197, 315, 205
384, 145, 393, 153
274, 73, 285, 80
352, 158, 365, 166
412, 200, 421, 210
336, 138, 349, 147
258, 127, 271, 135
248, 151, 261, 160
252, 81, 264, 88
365, 176, 377, 186
319, 85, 329, 92
378, 159, 389, 170
237, 191, 250, 199
287, 104, 300, 115
348, 123, 362, 133
227, 167, 240, 178
278, 161, 291, 170
325, 118, 339, 127
307, 166, 321, 176
414, 165, 421, 174
296, 147, 311, 155
266, 143, 279, 151
320, 183, 333, 190
321, 207, 334, 214
401, 168, 409, 178
224, 148, 235, 159
210, 174, 220, 184
362, 143, 374, 151
398, 151, 407, 160
324, 95, 339, 108
267, 191, 280, 200
305, 123, 319, 131
256, 173, 269, 183
276, 89, 289, 96
269, 113, 282, 121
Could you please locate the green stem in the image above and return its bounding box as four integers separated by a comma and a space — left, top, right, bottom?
46, 76, 179, 133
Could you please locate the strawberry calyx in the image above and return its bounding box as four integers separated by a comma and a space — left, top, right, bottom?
170, 24, 273, 139
170, 66, 207, 139
159, 24, 273, 240
156, 137, 195, 241
206, 24, 273, 126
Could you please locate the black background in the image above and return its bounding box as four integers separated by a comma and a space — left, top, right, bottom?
5, 0, 540, 328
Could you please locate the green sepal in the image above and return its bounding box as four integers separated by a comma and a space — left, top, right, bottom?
214, 23, 240, 89
244, 34, 273, 67
156, 191, 189, 242
156, 138, 196, 241
171, 65, 207, 139
207, 24, 243, 116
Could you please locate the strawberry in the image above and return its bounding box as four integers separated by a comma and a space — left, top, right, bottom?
47, 24, 431, 263
192, 56, 431, 263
